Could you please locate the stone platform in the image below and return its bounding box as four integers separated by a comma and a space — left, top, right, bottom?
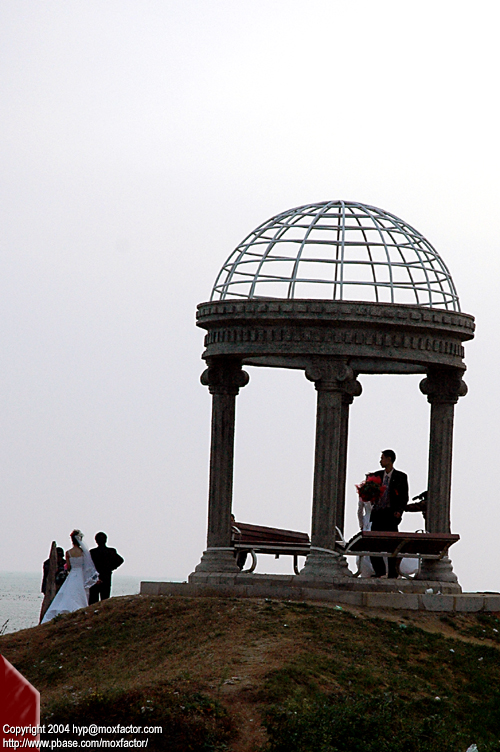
140, 574, 500, 612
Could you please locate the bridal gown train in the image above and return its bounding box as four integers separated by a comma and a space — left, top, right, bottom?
42, 555, 88, 623
355, 499, 418, 578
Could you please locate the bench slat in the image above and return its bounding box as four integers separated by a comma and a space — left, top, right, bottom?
232, 522, 310, 547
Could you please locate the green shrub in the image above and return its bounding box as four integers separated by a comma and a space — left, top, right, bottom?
262, 693, 500, 752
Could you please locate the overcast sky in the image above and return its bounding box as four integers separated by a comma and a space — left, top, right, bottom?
1, 1, 498, 592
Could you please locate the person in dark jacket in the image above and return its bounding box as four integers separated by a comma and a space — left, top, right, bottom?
41, 547, 67, 594
89, 532, 124, 604
369, 450, 409, 578
406, 490, 427, 520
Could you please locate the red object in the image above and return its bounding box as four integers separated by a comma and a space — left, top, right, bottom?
0, 655, 40, 743
356, 475, 386, 502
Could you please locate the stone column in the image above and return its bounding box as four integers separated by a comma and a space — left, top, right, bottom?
190, 359, 249, 578
416, 367, 467, 583
298, 360, 361, 579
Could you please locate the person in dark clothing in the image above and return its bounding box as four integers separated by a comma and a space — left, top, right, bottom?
88, 532, 124, 604
369, 450, 409, 578
406, 490, 428, 520
41, 547, 67, 594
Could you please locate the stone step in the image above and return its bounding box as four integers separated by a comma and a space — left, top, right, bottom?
140, 579, 500, 612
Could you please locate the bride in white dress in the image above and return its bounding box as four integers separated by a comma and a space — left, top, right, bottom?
42, 530, 99, 624
357, 498, 375, 577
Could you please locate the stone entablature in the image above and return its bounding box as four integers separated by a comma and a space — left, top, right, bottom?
197, 299, 475, 372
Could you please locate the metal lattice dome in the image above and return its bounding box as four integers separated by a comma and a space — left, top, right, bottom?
211, 201, 460, 311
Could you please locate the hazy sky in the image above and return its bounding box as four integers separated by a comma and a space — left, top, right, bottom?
1, 1, 498, 592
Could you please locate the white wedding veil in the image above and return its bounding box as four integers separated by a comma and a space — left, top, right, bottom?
72, 530, 100, 590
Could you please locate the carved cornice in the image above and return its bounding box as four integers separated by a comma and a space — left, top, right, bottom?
197, 299, 475, 339
200, 361, 249, 395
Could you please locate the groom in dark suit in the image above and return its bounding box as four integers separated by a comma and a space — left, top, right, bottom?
89, 532, 124, 604
369, 449, 409, 578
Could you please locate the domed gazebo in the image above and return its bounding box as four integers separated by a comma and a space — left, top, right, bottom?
190, 201, 474, 590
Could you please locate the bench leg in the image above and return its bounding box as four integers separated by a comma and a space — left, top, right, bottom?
241, 550, 257, 574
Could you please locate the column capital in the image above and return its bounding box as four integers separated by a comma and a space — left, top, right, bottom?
305, 360, 362, 399
420, 368, 467, 405
201, 360, 250, 395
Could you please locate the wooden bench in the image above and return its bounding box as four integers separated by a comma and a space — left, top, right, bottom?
232, 522, 310, 575
232, 525, 459, 577
336, 531, 460, 575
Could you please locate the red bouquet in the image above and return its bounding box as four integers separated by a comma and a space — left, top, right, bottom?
356, 475, 386, 503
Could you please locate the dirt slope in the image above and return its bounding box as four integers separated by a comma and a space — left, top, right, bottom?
2, 595, 500, 751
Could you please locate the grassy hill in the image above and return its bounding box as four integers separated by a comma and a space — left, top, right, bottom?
2, 594, 500, 751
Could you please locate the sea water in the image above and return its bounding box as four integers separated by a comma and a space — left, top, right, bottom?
0, 571, 141, 634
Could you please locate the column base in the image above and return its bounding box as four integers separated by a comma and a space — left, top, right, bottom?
189, 547, 240, 579
296, 548, 352, 580
415, 556, 459, 583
